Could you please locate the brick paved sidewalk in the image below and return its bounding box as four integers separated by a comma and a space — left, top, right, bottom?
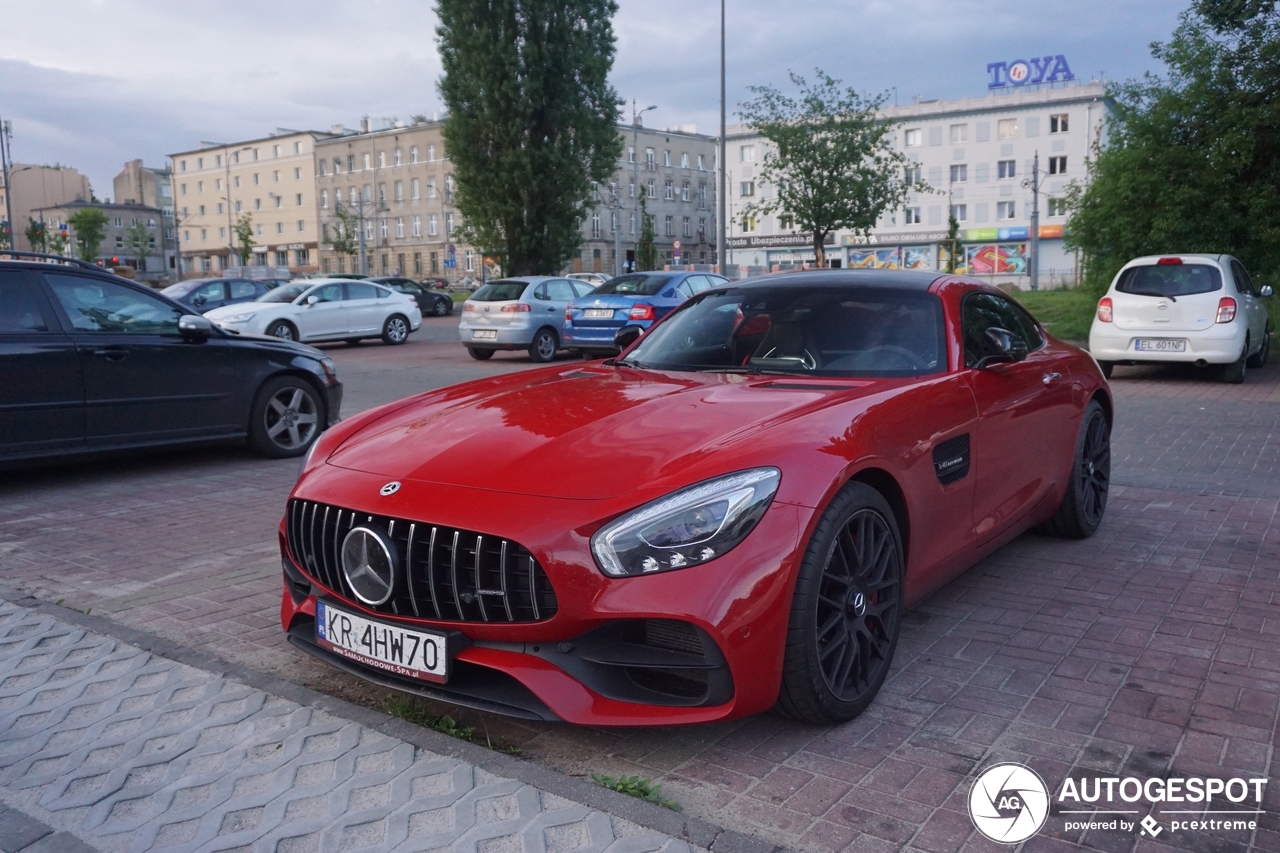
0, 598, 708, 853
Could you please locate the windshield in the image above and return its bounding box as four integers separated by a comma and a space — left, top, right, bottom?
622, 286, 946, 378
259, 283, 310, 303
1117, 263, 1222, 298
471, 281, 529, 302
162, 280, 211, 297
594, 274, 672, 296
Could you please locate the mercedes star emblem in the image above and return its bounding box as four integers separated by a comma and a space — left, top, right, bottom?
380, 481, 401, 497
341, 526, 397, 606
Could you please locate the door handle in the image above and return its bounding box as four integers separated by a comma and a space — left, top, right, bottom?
1042, 371, 1062, 385
92, 346, 128, 362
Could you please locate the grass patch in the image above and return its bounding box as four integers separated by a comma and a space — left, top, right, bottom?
1005, 287, 1099, 343
591, 773, 681, 811
383, 696, 523, 756
451, 290, 471, 303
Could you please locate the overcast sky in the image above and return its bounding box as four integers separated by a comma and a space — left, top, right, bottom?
0, 0, 1187, 199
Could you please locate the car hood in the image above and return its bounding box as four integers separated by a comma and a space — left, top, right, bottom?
205, 302, 290, 320
325, 366, 882, 500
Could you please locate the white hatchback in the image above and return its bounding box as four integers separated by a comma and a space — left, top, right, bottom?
1089, 254, 1272, 383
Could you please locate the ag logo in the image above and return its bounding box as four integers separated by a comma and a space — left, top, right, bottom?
969, 763, 1050, 843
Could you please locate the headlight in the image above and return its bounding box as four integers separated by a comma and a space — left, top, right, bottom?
591, 468, 780, 577
318, 357, 337, 381
221, 312, 256, 323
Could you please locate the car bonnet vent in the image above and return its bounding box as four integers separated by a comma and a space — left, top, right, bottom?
932, 434, 971, 485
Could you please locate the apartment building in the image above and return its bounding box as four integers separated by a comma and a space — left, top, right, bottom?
169, 130, 332, 275
113, 159, 176, 274
313, 120, 476, 279
724, 80, 1112, 286
578, 123, 719, 275
31, 199, 164, 276
0, 164, 92, 252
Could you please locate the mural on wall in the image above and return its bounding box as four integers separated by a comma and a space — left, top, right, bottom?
848, 248, 902, 269
903, 246, 933, 270
965, 243, 1028, 275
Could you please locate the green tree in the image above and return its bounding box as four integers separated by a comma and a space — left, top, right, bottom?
233, 213, 255, 265
67, 208, 109, 262
637, 191, 655, 271
0, 220, 9, 251
740, 69, 927, 268
25, 218, 48, 253
943, 213, 960, 273
123, 221, 153, 271
48, 228, 69, 256
1066, 0, 1280, 292
326, 206, 359, 259
436, 0, 624, 275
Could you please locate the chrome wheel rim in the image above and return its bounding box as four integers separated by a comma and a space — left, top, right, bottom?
535, 333, 555, 360
270, 323, 293, 341
265, 386, 318, 450
815, 508, 901, 702
1079, 411, 1110, 526
387, 318, 408, 342
434, 300, 450, 316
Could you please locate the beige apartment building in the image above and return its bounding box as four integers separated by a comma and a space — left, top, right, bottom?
314, 120, 475, 280
169, 130, 333, 276
0, 164, 92, 252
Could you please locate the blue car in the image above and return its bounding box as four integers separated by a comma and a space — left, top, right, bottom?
562, 271, 729, 355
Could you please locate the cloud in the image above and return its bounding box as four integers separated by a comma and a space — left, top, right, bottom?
0, 0, 1185, 196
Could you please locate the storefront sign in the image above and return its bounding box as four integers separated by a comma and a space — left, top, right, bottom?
273, 243, 308, 251
845, 230, 952, 245
1038, 224, 1065, 238
966, 228, 999, 241
727, 233, 834, 249
988, 55, 1074, 88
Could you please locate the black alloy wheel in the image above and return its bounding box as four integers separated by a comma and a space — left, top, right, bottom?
1042, 399, 1111, 538
433, 297, 452, 317
382, 315, 410, 345
777, 482, 904, 724
265, 320, 296, 341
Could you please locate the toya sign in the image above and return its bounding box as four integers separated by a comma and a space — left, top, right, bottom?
988, 56, 1074, 89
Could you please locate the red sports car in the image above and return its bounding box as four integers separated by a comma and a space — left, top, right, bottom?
279, 270, 1112, 726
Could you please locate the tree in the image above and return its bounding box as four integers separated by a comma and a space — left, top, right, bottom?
637, 191, 656, 271
326, 206, 359, 259
740, 70, 927, 268
67, 208, 108, 262
1066, 0, 1280, 292
944, 213, 960, 273
0, 220, 9, 251
123, 221, 152, 271
48, 229, 69, 257
25, 218, 48, 253
436, 0, 624, 275
233, 213, 255, 265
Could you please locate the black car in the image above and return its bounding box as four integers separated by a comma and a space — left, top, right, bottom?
161, 277, 275, 314
368, 276, 454, 317
0, 253, 342, 465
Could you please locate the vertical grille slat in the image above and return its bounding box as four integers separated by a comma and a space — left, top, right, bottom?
285, 499, 555, 624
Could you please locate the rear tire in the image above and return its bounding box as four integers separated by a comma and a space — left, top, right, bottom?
248, 376, 323, 458
1042, 399, 1110, 539
776, 482, 904, 725
467, 347, 494, 360
529, 328, 558, 363
1222, 339, 1248, 384
1246, 326, 1270, 368
1097, 360, 1114, 379
265, 320, 297, 341
381, 314, 410, 345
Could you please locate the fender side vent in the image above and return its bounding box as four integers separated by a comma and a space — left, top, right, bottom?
933, 434, 971, 485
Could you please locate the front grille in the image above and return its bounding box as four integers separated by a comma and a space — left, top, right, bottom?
286, 499, 558, 623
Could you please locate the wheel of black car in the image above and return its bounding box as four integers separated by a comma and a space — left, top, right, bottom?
1097, 360, 1114, 379
1246, 326, 1270, 368
529, 328, 558, 363
265, 320, 297, 341
467, 347, 494, 360
1042, 399, 1110, 539
382, 314, 410, 345
248, 376, 323, 458
1222, 338, 1248, 384
433, 297, 452, 317
777, 482, 903, 725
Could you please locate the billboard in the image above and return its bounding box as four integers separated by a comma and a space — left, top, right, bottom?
965, 243, 1028, 275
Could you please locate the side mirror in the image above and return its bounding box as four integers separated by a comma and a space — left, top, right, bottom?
614, 325, 643, 350
974, 327, 1029, 369
1261, 285, 1274, 298
178, 314, 215, 340
306, 295, 322, 306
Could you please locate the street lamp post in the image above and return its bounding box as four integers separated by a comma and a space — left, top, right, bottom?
632, 102, 656, 274
717, 0, 726, 275
224, 145, 253, 267
1022, 151, 1042, 291
1, 117, 15, 250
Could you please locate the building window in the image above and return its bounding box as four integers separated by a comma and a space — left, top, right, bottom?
256, 223, 263, 235
362, 154, 370, 170
276, 222, 284, 234
611, 212, 618, 233
628, 180, 635, 198
410, 146, 419, 164
394, 180, 403, 201
394, 149, 402, 166
428, 214, 438, 236
697, 154, 705, 170
1048, 156, 1067, 175
427, 177, 437, 198
997, 201, 1016, 219
235, 201, 242, 213
197, 180, 204, 193
1050, 113, 1070, 133
445, 212, 454, 234
950, 204, 967, 222
378, 183, 387, 202
698, 183, 707, 208
273, 170, 281, 182
200, 228, 207, 240
295, 141, 302, 154
348, 155, 355, 172
627, 146, 635, 163
591, 212, 601, 238
664, 180, 673, 200
364, 221, 374, 240
410, 178, 420, 199
998, 119, 1018, 139
1048, 198, 1068, 216
904, 207, 922, 224
427, 144, 436, 161
218, 226, 226, 239
904, 129, 922, 148
380, 220, 388, 239
295, 193, 303, 205
740, 215, 756, 233
904, 164, 921, 184
378, 152, 386, 168
254, 199, 261, 211
180, 160, 187, 172
296, 220, 305, 232
740, 181, 755, 197
216, 203, 223, 215
681, 181, 689, 201
293, 167, 301, 180
682, 216, 691, 238
950, 164, 967, 183
997, 159, 1017, 179
413, 252, 422, 273
350, 187, 358, 205
275, 196, 283, 209
253, 173, 260, 185
647, 179, 656, 198
664, 215, 674, 237
199, 205, 206, 216
180, 183, 187, 195
412, 215, 421, 236
444, 176, 454, 201
233, 176, 241, 188
465, 249, 474, 272
321, 190, 329, 209
362, 185, 371, 202
396, 217, 404, 238
629, 213, 636, 235
295, 248, 308, 266
950, 124, 967, 144
646, 148, 655, 170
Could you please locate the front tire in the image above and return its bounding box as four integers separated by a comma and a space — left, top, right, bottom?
1246, 326, 1270, 368
248, 376, 323, 458
776, 482, 904, 725
529, 328, 558, 363
265, 320, 297, 341
381, 314, 410, 345
433, 298, 452, 317
1042, 399, 1110, 539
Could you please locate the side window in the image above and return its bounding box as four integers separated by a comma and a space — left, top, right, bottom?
533, 284, 549, 300
46, 274, 183, 334
570, 281, 593, 298
193, 281, 227, 303
677, 280, 696, 298
1231, 261, 1256, 296
0, 274, 52, 332
346, 282, 380, 300
310, 283, 343, 303
962, 293, 1042, 367
707, 276, 730, 289
230, 280, 258, 299
547, 280, 576, 301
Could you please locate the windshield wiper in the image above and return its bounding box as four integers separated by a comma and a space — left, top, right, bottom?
1128, 290, 1176, 301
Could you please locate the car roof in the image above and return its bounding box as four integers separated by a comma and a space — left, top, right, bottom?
728, 269, 944, 291
1125, 254, 1225, 265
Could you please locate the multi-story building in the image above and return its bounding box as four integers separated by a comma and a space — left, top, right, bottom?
169, 130, 333, 276
314, 120, 476, 280
113, 159, 176, 276
577, 123, 719, 275
31, 200, 164, 275
0, 164, 92, 252
724, 80, 1113, 287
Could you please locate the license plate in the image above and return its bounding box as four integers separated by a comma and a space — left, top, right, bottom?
316, 601, 448, 683
472, 329, 498, 340
1135, 339, 1186, 352
583, 309, 614, 319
